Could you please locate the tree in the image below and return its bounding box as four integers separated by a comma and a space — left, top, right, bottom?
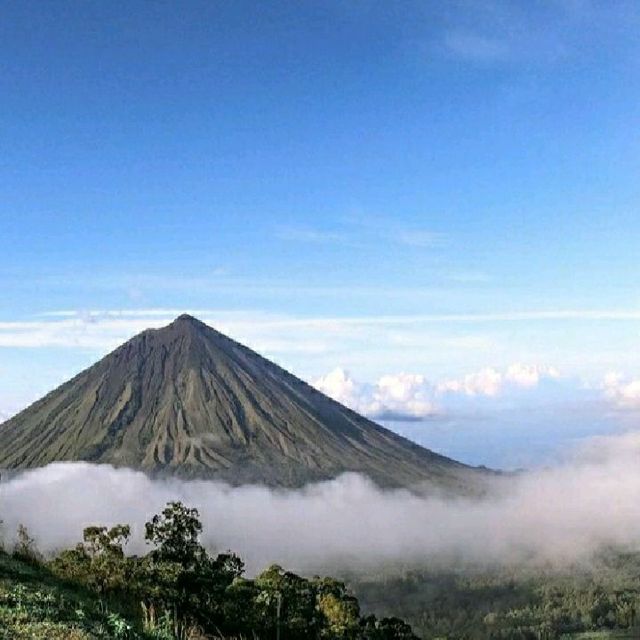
360, 615, 419, 640
254, 565, 322, 639
313, 577, 361, 639
45, 501, 423, 640
13, 524, 42, 564
50, 524, 132, 597
141, 500, 245, 635
144, 501, 204, 567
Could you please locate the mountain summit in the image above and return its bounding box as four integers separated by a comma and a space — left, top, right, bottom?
0, 315, 478, 490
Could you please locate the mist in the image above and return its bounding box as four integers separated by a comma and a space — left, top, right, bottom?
2, 430, 640, 575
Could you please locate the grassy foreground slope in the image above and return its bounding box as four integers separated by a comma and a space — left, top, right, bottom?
4, 543, 640, 639
0, 502, 419, 640
567, 632, 638, 638
0, 551, 137, 640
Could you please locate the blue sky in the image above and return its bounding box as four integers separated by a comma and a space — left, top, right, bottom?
2, 1, 640, 468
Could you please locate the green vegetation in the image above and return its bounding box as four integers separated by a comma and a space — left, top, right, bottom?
4, 502, 640, 639
0, 502, 418, 639
350, 555, 640, 639
0, 550, 136, 639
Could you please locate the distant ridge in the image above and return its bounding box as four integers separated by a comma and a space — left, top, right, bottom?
0, 315, 481, 491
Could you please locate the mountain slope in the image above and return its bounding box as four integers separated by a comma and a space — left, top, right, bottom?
0, 315, 479, 490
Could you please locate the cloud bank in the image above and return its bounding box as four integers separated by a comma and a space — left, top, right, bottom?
314, 364, 561, 420
5, 308, 640, 352
3, 431, 640, 575
313, 369, 436, 420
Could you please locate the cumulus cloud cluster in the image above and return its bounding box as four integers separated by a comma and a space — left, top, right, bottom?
438, 363, 560, 397
314, 364, 561, 420
603, 372, 640, 409
313, 368, 436, 420
3, 310, 640, 429
3, 431, 640, 574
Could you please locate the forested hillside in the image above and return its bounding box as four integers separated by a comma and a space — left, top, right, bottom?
351, 556, 640, 639
0, 502, 417, 640
3, 502, 640, 639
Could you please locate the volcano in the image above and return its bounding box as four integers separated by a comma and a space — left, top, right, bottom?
0, 315, 480, 490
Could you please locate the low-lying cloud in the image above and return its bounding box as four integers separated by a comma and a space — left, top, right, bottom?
3, 430, 640, 575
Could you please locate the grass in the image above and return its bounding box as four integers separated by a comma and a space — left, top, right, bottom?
0, 550, 137, 639
563, 632, 640, 639
4, 546, 637, 640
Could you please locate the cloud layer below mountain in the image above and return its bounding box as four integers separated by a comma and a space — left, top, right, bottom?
3, 430, 640, 575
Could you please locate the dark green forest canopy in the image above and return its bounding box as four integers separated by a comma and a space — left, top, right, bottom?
350, 555, 640, 640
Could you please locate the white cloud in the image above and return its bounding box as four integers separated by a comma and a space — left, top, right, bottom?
505, 363, 560, 388
2, 308, 632, 424
275, 218, 446, 251
368, 373, 436, 420
603, 372, 640, 409
438, 368, 502, 397
313, 368, 359, 408
437, 364, 560, 397
5, 308, 640, 353
0, 309, 566, 419
6, 431, 640, 574
314, 363, 562, 419
434, 0, 605, 68
0, 311, 348, 352
314, 369, 437, 421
